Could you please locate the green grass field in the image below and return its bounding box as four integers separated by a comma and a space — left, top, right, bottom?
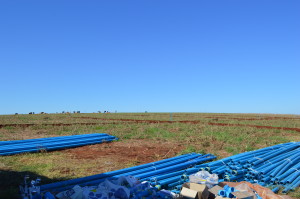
0, 113, 299, 198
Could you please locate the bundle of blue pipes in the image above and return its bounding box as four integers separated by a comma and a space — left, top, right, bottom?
21, 142, 299, 198
40, 153, 216, 197
195, 141, 300, 194
0, 133, 118, 156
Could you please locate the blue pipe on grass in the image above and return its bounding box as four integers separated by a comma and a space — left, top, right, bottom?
0, 137, 117, 156
271, 187, 279, 193
167, 181, 183, 189
285, 172, 300, 184
0, 133, 107, 146
224, 174, 244, 181
0, 138, 116, 156
149, 170, 186, 182
269, 161, 291, 178
0, 135, 116, 152
44, 157, 203, 193
251, 144, 300, 166
0, 135, 117, 152
156, 175, 185, 186
132, 155, 216, 180
205, 166, 219, 171
246, 146, 298, 166
39, 142, 300, 196
67, 155, 215, 191
282, 175, 300, 194
1, 140, 116, 156
274, 162, 300, 182
116, 154, 207, 178
41, 153, 203, 191
231, 169, 247, 175
276, 155, 300, 177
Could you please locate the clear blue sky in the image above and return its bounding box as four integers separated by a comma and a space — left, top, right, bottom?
0, 1, 299, 114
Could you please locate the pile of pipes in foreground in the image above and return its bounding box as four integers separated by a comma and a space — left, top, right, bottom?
20, 142, 300, 199
0, 133, 118, 156
196, 141, 300, 194
32, 153, 216, 198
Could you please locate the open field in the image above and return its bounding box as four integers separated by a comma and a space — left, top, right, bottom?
0, 113, 300, 198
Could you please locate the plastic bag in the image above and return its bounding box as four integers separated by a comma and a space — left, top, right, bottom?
81, 179, 131, 199
116, 176, 139, 188
156, 189, 176, 199
234, 183, 257, 199
103, 179, 131, 199
56, 185, 83, 199
130, 181, 156, 198
82, 186, 106, 199
189, 170, 219, 188
56, 176, 173, 199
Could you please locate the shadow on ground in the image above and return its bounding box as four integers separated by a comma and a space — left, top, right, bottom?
0, 169, 70, 199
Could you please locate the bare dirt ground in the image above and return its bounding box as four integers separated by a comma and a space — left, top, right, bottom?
65, 139, 185, 165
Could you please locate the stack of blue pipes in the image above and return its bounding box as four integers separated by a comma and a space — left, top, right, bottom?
195, 142, 300, 194
40, 153, 216, 196
0, 133, 118, 156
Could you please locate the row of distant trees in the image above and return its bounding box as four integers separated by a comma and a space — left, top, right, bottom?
15, 111, 112, 115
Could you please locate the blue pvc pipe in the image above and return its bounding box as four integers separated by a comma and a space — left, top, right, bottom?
0, 137, 117, 156
251, 144, 299, 166
275, 162, 300, 181
0, 135, 116, 152
38, 142, 300, 196
282, 175, 300, 194
0, 133, 107, 146
271, 187, 279, 193
149, 170, 186, 182
45, 155, 215, 193
41, 153, 204, 191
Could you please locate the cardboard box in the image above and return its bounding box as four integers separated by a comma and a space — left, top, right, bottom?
208, 185, 223, 199
180, 183, 209, 199
215, 197, 231, 199
218, 182, 227, 187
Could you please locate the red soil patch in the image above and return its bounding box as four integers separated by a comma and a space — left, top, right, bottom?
74, 117, 172, 123
205, 116, 300, 121
75, 117, 300, 132
65, 140, 185, 165
130, 115, 150, 117
207, 122, 300, 132
0, 122, 120, 128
